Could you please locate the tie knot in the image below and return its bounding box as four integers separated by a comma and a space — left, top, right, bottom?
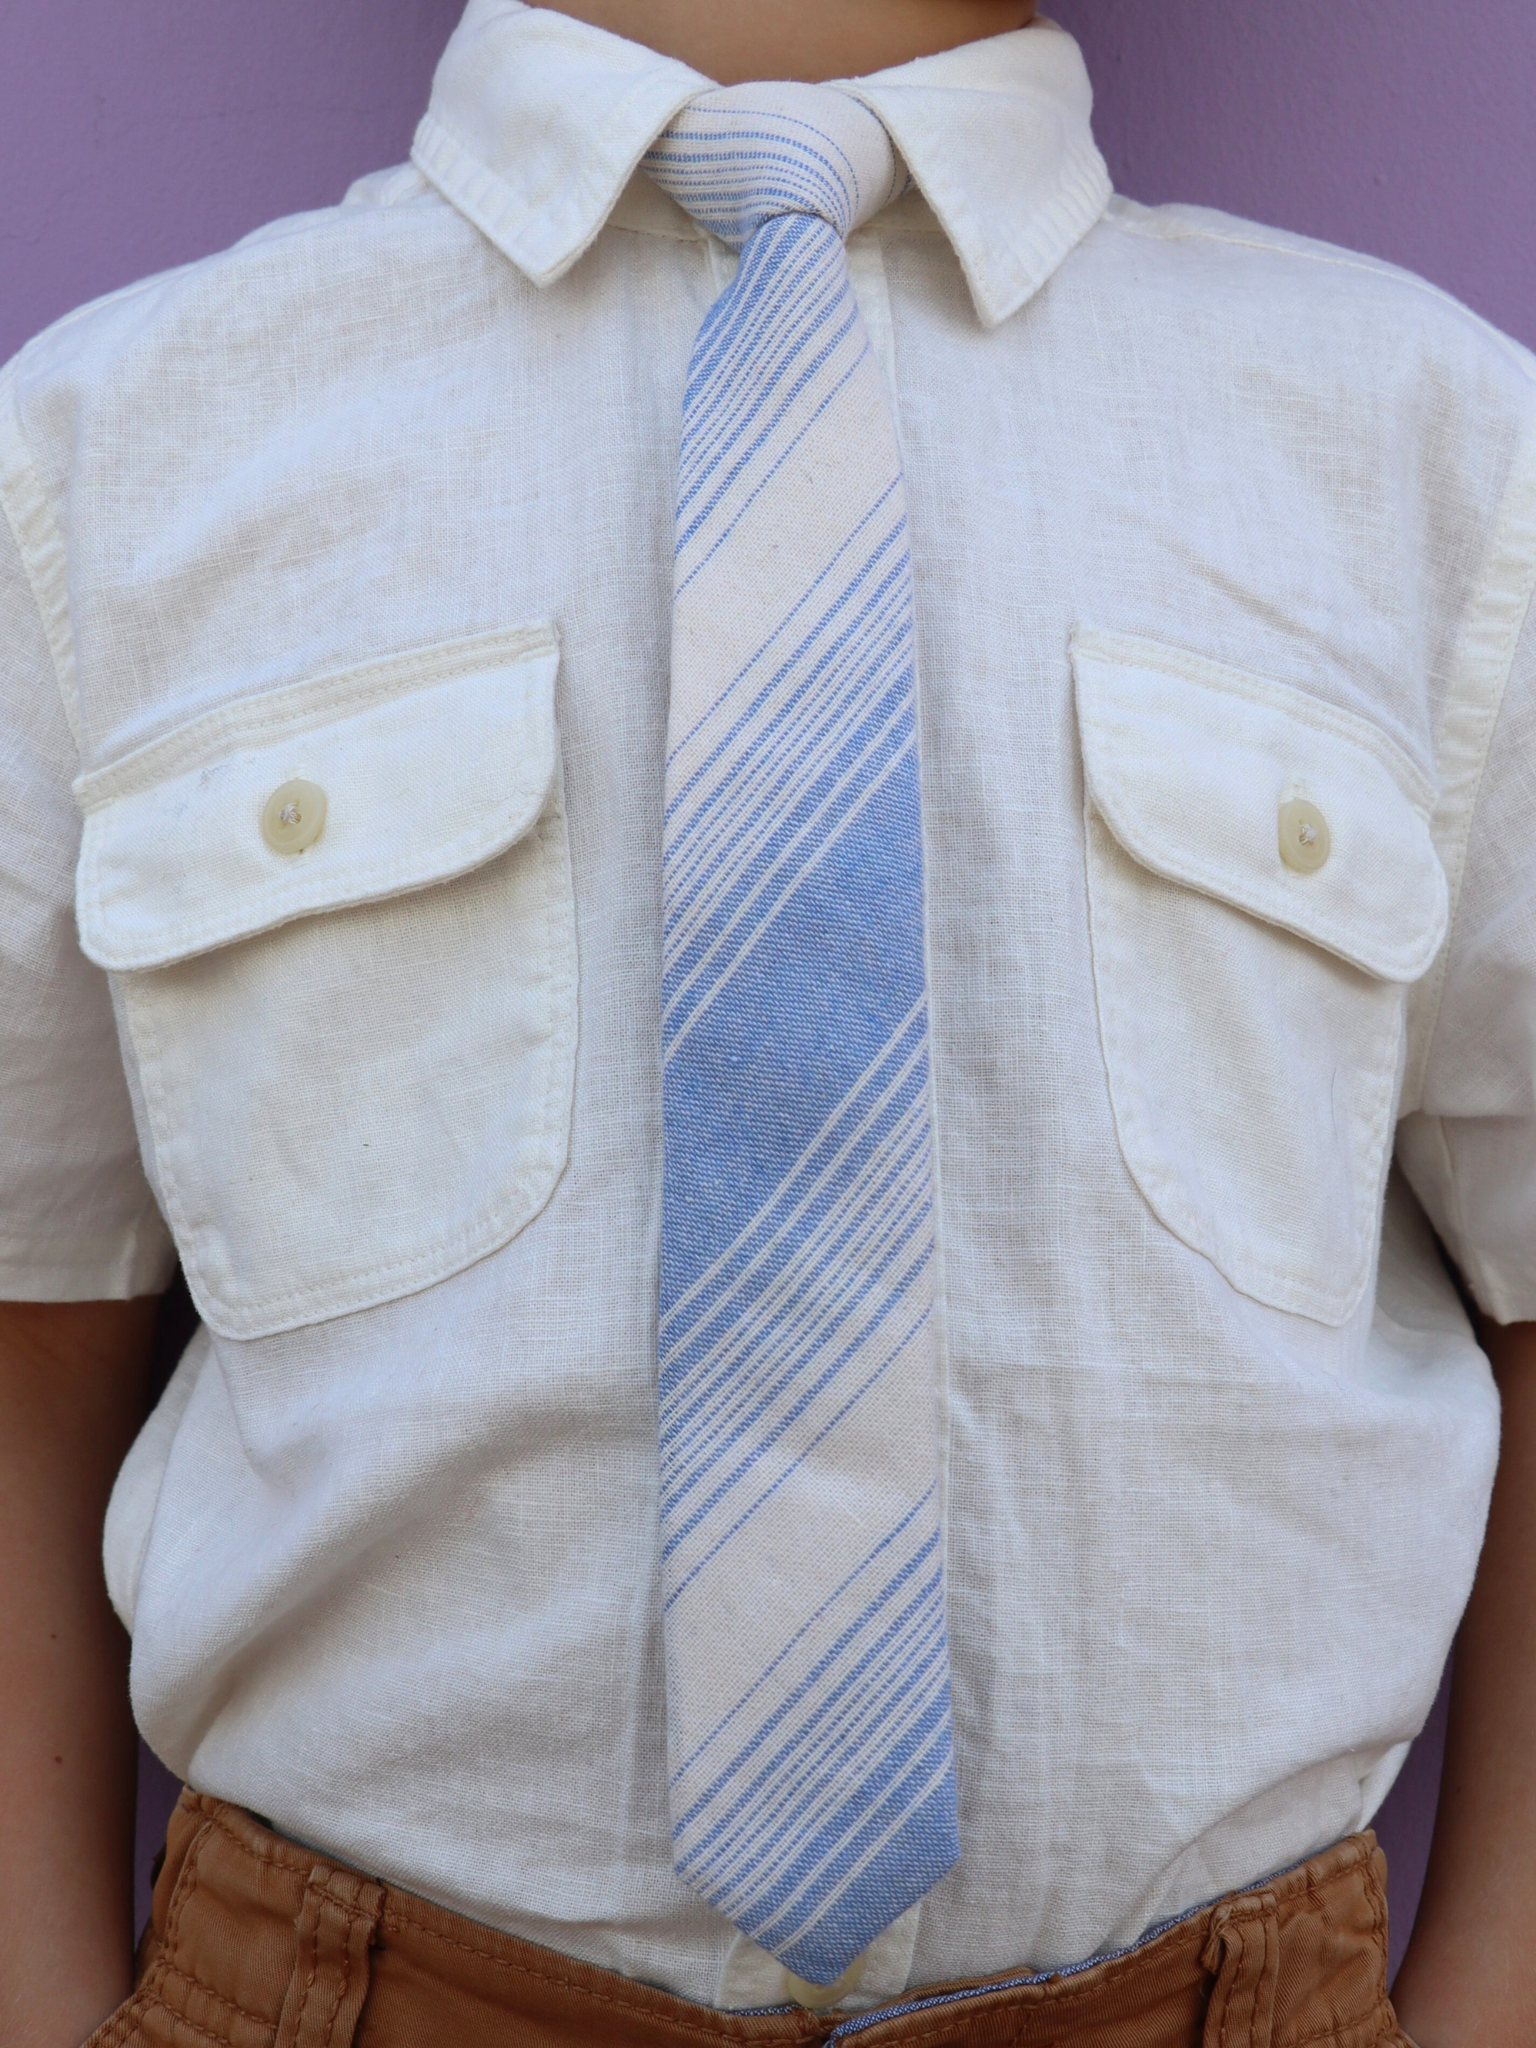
644, 83, 905, 247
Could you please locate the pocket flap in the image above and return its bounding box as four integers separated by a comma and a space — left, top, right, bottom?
1072, 629, 1448, 984
75, 625, 559, 971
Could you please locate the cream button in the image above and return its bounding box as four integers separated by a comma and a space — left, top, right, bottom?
261, 778, 327, 855
1278, 797, 1330, 874
778, 1953, 867, 2011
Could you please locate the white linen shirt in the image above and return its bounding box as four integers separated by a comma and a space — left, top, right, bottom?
2, 0, 1535, 2012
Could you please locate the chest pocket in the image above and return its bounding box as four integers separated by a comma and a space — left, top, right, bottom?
1073, 629, 1448, 1326
74, 625, 577, 1340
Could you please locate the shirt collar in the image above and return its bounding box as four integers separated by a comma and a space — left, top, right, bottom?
411, 0, 1112, 328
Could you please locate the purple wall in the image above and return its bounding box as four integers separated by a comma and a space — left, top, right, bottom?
6, 0, 1519, 1977
1051, 0, 1536, 352
0, 0, 461, 367
2, 1, 1532, 365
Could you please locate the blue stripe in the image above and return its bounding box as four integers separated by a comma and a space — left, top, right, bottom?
659, 1040, 930, 1456
673, 1528, 947, 1840
661, 1281, 933, 1596
644, 107, 875, 239
649, 87, 959, 1983
670, 1493, 936, 1782
664, 505, 908, 837
676, 221, 863, 555
661, 740, 927, 1279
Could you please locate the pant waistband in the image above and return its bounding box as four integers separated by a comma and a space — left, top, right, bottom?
95, 1791, 1408, 2048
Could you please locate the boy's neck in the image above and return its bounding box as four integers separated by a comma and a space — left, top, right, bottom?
532, 0, 1038, 84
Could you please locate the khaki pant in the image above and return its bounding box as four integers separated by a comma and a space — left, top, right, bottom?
90, 1792, 1412, 2048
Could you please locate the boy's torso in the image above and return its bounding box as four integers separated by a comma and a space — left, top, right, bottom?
3, 3, 1532, 2012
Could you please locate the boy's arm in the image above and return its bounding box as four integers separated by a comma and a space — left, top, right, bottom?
0, 1298, 157, 2048
1391, 1318, 1536, 2048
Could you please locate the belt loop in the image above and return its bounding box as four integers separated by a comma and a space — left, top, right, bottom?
274, 1863, 385, 2048
1201, 1889, 1280, 2048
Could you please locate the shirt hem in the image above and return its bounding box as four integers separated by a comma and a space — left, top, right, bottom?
0, 1226, 177, 1302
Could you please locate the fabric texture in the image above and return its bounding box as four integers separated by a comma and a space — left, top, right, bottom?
0, 0, 1533, 2013
647, 86, 957, 1979
91, 1793, 1411, 2048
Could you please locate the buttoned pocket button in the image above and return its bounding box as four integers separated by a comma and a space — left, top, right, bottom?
261, 779, 327, 854
73, 623, 576, 1341
1278, 797, 1330, 873
1072, 627, 1449, 1327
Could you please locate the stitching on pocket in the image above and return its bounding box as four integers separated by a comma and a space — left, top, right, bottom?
1072, 628, 1437, 813
1073, 636, 1448, 988
75, 624, 558, 806
1084, 792, 1404, 1324
118, 752, 578, 1339
115, 679, 577, 1335
76, 647, 559, 973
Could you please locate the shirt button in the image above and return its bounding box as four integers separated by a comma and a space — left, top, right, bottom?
1278, 797, 1330, 874
261, 778, 327, 854
777, 1953, 867, 2010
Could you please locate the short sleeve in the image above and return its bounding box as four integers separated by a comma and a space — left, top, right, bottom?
1399, 581, 1536, 1323
0, 484, 175, 1299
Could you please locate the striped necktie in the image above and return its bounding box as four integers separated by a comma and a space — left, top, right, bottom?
645, 85, 960, 1987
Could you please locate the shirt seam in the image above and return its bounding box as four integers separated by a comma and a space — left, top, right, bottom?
1105, 207, 1536, 382
857, 236, 940, 1994
73, 622, 558, 803
0, 1230, 159, 1266
0, 365, 80, 751
1424, 1115, 1480, 1312
1404, 410, 1536, 1112
1074, 627, 1441, 812
605, 212, 703, 245
0, 1216, 175, 1304
604, 207, 944, 248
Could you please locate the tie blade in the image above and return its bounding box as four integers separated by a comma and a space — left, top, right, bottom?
668, 1490, 960, 1983
656, 83, 959, 1972
760, 1770, 962, 1986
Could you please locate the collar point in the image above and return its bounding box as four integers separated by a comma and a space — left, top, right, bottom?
963, 151, 1114, 331
411, 115, 588, 290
